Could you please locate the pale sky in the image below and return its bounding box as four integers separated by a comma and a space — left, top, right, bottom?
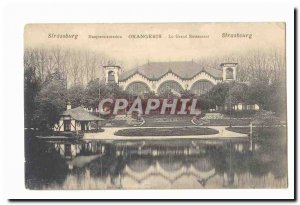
24, 23, 285, 69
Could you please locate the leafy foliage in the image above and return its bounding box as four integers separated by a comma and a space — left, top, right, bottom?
67, 85, 86, 108
205, 82, 230, 106
24, 67, 42, 128
34, 72, 67, 129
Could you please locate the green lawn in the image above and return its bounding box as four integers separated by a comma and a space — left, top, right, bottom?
114, 127, 219, 136
226, 127, 251, 134
226, 126, 287, 138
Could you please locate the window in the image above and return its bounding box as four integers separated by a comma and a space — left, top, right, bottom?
226, 68, 234, 80
64, 120, 71, 131
126, 82, 150, 96
108, 71, 116, 83
190, 80, 214, 96
157, 81, 183, 95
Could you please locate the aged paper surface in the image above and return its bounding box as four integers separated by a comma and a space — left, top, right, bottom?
24, 23, 287, 189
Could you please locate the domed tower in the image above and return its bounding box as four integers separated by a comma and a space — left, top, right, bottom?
221, 63, 237, 81
104, 65, 121, 85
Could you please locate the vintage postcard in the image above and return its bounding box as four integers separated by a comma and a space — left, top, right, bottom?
24, 23, 287, 190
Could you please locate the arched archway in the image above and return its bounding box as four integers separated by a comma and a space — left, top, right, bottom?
226, 67, 234, 80
190, 80, 214, 96
157, 80, 184, 95
125, 81, 151, 96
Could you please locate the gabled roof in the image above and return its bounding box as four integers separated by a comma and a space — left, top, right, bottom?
119, 61, 223, 81
62, 106, 104, 121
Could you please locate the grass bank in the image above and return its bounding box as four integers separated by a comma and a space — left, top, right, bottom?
226, 126, 287, 141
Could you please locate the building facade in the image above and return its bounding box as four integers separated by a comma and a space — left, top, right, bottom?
104, 61, 237, 96
53, 103, 104, 132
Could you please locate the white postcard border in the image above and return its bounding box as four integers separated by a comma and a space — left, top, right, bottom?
0, 0, 295, 200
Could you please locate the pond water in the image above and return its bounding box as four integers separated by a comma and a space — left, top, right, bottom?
25, 128, 287, 189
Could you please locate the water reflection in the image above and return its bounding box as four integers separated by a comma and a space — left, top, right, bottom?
25, 132, 287, 189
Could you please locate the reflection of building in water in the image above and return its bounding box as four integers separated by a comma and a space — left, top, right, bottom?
53, 141, 106, 159
47, 167, 286, 190
119, 141, 239, 188
121, 158, 216, 188
44, 139, 286, 189
114, 140, 257, 157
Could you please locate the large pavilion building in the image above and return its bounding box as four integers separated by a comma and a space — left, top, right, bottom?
104, 61, 237, 96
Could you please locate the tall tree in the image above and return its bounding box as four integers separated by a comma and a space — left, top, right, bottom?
24, 67, 41, 128
67, 85, 86, 108
34, 72, 67, 129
